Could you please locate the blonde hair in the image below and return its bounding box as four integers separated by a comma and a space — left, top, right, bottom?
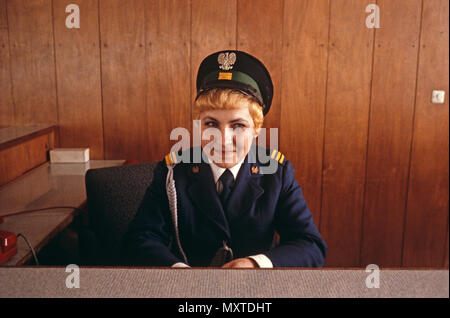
193, 89, 264, 132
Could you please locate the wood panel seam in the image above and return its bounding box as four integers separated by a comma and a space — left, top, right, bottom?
143, 0, 149, 162
401, 0, 424, 267
359, 0, 378, 267
51, 0, 60, 126
189, 0, 193, 132
318, 0, 332, 233
5, 0, 16, 125
278, 0, 285, 155
98, 0, 106, 160
235, 0, 238, 51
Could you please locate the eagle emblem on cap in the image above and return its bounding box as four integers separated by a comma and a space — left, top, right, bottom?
218, 52, 236, 70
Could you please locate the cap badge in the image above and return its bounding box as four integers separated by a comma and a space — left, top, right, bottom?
218, 52, 236, 71
192, 166, 199, 174
251, 165, 259, 174
218, 72, 232, 80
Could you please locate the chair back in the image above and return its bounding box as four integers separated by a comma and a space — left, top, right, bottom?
83, 162, 158, 265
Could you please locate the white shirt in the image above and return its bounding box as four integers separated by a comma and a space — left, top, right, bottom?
172, 157, 273, 268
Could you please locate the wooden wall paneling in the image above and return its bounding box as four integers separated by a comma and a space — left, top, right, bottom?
99, 0, 149, 162
320, 0, 375, 267
52, 0, 104, 159
145, 0, 191, 161
237, 0, 283, 145
280, 0, 329, 222
0, 0, 14, 125
403, 0, 449, 267
191, 0, 237, 139
7, 0, 57, 125
361, 0, 422, 267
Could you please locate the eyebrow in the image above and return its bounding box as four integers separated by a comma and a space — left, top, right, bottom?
203, 116, 249, 124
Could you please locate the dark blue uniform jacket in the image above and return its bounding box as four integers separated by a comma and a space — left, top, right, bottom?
121, 147, 327, 267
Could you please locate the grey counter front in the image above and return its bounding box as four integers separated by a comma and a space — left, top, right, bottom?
0, 267, 448, 298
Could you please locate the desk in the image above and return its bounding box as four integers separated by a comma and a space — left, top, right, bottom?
0, 160, 124, 266
0, 268, 448, 298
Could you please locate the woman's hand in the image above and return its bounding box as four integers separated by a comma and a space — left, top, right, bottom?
221, 258, 258, 268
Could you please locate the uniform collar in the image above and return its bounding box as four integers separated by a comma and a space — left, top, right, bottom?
186, 148, 264, 241
208, 156, 245, 185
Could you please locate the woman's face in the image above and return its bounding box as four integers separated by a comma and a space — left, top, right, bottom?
199, 107, 258, 168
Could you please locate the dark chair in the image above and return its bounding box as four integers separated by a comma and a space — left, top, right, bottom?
81, 162, 159, 265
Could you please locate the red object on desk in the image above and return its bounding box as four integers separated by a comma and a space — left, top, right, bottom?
123, 159, 139, 166
0, 231, 18, 264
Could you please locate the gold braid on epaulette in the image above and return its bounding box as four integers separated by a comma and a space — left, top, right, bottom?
270, 149, 285, 164
165, 151, 179, 166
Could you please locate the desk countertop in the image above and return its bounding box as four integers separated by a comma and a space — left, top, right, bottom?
0, 267, 448, 298
0, 160, 124, 265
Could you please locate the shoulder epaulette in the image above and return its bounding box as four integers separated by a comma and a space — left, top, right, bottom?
269, 149, 286, 165
164, 151, 179, 166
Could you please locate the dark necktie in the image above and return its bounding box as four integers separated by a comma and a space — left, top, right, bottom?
219, 169, 234, 208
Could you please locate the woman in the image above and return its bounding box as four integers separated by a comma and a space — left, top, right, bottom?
121, 50, 327, 268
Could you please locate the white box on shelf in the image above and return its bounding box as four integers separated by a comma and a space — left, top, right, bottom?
50, 148, 89, 163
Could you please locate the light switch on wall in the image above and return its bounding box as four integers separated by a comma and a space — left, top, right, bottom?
431, 90, 445, 104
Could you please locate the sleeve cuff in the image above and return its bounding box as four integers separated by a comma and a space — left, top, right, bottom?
248, 254, 273, 268
171, 262, 191, 268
